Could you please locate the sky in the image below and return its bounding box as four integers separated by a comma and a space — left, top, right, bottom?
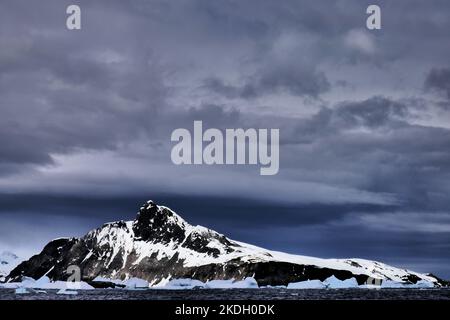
1, 0, 450, 278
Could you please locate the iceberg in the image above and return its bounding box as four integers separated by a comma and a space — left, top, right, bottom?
287, 280, 326, 289
2, 276, 94, 290
324, 276, 358, 289
205, 277, 259, 289
124, 277, 149, 289
15, 287, 30, 294
160, 278, 206, 290
57, 288, 78, 295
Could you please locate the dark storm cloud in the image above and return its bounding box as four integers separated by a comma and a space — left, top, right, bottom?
0, 0, 448, 172
265, 95, 450, 233
204, 65, 330, 99
333, 97, 409, 128
0, 0, 171, 172
425, 67, 450, 100
288, 96, 411, 142
0, 192, 391, 227
1, 0, 450, 278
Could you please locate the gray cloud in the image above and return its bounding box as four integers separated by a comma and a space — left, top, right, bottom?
204, 65, 330, 99
0, 1, 171, 172
1, 0, 450, 278
425, 67, 450, 99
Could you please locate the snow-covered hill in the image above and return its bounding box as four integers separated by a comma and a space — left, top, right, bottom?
6, 200, 444, 288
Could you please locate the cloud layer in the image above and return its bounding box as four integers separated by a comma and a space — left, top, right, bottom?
1, 0, 450, 277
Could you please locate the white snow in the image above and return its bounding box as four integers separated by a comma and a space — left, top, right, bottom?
205, 277, 259, 289
1, 276, 94, 290
2, 274, 439, 291
15, 287, 30, 294
57, 289, 78, 295
92, 276, 261, 290
287, 280, 327, 289
410, 280, 435, 288
159, 278, 206, 290
0, 251, 21, 281
80, 204, 438, 288
324, 276, 359, 289
124, 277, 149, 289
3, 203, 440, 290
92, 276, 149, 289
14, 287, 47, 294
153, 277, 259, 289
381, 279, 435, 289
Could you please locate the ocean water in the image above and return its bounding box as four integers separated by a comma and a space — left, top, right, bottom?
1, 288, 450, 300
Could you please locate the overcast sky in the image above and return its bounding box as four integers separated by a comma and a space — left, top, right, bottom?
1, 0, 450, 278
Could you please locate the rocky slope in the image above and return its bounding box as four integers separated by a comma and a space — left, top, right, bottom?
6, 200, 443, 287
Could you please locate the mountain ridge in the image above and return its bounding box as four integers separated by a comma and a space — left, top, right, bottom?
6, 200, 444, 288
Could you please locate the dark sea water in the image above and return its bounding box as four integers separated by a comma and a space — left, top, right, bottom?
1, 288, 450, 300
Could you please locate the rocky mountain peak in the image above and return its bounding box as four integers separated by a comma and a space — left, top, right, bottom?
4, 200, 443, 288
132, 200, 187, 244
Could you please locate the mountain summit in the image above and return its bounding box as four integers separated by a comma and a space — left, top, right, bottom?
6, 200, 443, 287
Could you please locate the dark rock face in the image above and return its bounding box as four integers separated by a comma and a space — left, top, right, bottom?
427, 274, 450, 287
5, 200, 444, 287
181, 229, 234, 257
8, 238, 79, 282
176, 261, 371, 287
88, 281, 125, 289
133, 201, 186, 244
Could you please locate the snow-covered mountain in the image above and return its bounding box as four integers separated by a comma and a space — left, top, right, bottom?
0, 251, 20, 282
6, 200, 445, 287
